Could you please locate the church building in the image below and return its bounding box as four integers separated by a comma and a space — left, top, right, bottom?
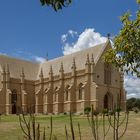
0, 40, 126, 114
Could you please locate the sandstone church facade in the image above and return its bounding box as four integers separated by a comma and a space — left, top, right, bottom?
0, 40, 126, 114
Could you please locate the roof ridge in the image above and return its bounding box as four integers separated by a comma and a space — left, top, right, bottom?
0, 54, 39, 65
42, 42, 106, 64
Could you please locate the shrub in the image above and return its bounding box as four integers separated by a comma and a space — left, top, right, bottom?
102, 109, 108, 115
84, 106, 91, 115
132, 107, 139, 113
64, 112, 67, 115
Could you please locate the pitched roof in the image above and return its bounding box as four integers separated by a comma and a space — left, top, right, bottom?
0, 40, 110, 80
0, 55, 39, 80
38, 42, 108, 79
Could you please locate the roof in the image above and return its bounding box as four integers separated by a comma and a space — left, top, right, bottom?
38, 41, 109, 79
0, 40, 110, 80
0, 55, 40, 80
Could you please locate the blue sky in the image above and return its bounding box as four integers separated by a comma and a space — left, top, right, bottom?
0, 0, 139, 98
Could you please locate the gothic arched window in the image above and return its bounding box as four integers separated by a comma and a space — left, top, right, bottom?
44, 88, 48, 102
65, 85, 70, 101
104, 63, 111, 85
104, 94, 108, 109
11, 89, 17, 104
54, 87, 58, 102
11, 89, 17, 114
78, 83, 84, 100
104, 92, 113, 110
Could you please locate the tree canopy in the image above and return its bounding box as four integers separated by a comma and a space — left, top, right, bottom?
127, 97, 140, 110
40, 0, 140, 77
40, 0, 72, 11
104, 1, 140, 77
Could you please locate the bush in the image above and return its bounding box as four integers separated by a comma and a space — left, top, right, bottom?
64, 112, 67, 115
134, 110, 139, 113
84, 107, 91, 115
102, 109, 108, 114
132, 107, 139, 113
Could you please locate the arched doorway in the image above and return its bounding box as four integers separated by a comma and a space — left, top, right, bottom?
12, 103, 16, 114
104, 94, 108, 109
11, 89, 17, 114
104, 93, 113, 110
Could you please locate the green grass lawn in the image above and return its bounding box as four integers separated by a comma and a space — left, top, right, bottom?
0, 112, 140, 140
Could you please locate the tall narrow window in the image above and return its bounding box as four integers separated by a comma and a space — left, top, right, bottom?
104, 94, 108, 109
65, 85, 70, 101
65, 90, 68, 101
11, 89, 17, 104
53, 92, 57, 102
104, 63, 111, 85
11, 89, 17, 114
54, 87, 58, 102
78, 83, 84, 100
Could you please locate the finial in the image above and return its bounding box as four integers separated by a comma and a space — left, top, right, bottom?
86, 53, 90, 64
72, 58, 75, 65
6, 64, 10, 73
59, 62, 64, 72
21, 67, 25, 77
39, 68, 43, 78
22, 67, 24, 74
2, 65, 6, 73
72, 58, 76, 69
91, 53, 95, 64
49, 65, 53, 74
107, 33, 110, 40
46, 52, 48, 61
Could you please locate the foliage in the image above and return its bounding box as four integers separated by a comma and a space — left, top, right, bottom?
104, 1, 140, 77
84, 106, 91, 115
132, 107, 139, 113
137, 0, 140, 4
40, 0, 72, 11
127, 97, 140, 110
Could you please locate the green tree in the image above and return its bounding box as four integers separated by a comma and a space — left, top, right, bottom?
127, 97, 137, 110
127, 97, 140, 110
104, 1, 140, 77
40, 0, 72, 11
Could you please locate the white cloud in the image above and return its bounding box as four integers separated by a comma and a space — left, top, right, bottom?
61, 34, 68, 43
62, 28, 107, 55
68, 30, 78, 37
124, 75, 140, 99
127, 93, 137, 98
33, 56, 46, 63
61, 29, 78, 44
61, 28, 140, 99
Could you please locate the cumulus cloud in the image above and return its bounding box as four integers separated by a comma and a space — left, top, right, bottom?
61, 34, 68, 43
61, 28, 140, 99
61, 30, 78, 43
61, 28, 107, 55
124, 75, 140, 99
68, 30, 78, 37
